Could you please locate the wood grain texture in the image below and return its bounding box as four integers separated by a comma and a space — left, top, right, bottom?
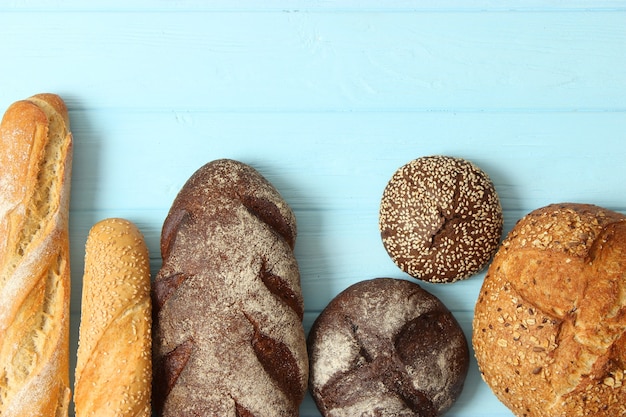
1, 1, 625, 416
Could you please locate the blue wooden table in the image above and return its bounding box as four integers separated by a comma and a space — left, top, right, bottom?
1, 1, 625, 415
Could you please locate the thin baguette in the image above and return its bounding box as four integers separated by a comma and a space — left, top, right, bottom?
0, 94, 73, 416
74, 218, 152, 417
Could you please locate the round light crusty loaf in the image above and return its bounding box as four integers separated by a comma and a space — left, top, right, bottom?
308, 278, 469, 417
152, 159, 308, 416
74, 218, 152, 417
473, 203, 626, 417
379, 155, 503, 283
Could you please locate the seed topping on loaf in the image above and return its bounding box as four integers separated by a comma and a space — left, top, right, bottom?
379, 155, 502, 283
473, 203, 626, 417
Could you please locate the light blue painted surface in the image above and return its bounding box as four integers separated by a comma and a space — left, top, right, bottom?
1, 2, 625, 416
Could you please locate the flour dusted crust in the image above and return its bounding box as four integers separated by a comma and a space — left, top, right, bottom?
379, 156, 503, 283
308, 278, 469, 417
152, 159, 308, 416
0, 94, 72, 416
473, 203, 626, 417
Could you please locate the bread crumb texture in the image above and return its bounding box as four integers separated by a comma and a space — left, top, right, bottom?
473, 203, 626, 417
379, 155, 503, 283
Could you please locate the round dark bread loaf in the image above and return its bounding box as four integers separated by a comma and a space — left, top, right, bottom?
473, 203, 626, 417
379, 155, 503, 283
152, 159, 308, 416
308, 278, 469, 417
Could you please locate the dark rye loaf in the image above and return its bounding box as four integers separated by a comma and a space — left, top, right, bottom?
308, 278, 469, 417
152, 159, 308, 416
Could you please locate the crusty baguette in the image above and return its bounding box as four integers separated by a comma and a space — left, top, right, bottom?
74, 218, 152, 417
152, 159, 308, 416
0, 94, 73, 416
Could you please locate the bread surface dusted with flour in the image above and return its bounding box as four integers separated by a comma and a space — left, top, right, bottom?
152, 159, 308, 416
0, 94, 73, 416
473, 203, 626, 417
308, 278, 469, 417
74, 218, 152, 417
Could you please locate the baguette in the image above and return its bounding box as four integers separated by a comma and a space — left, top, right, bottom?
0, 94, 73, 416
74, 218, 152, 417
152, 159, 308, 416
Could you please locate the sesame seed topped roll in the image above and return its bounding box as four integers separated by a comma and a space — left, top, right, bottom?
74, 218, 152, 417
379, 155, 503, 283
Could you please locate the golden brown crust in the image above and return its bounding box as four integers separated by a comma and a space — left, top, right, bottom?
473, 203, 626, 417
0, 94, 72, 416
27, 93, 70, 128
74, 218, 152, 417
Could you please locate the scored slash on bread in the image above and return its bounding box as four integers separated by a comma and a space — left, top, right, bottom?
0, 94, 73, 416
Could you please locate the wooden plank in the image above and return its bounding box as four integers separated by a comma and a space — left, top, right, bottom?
1, 11, 624, 112
3, 0, 626, 11
62, 110, 626, 212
